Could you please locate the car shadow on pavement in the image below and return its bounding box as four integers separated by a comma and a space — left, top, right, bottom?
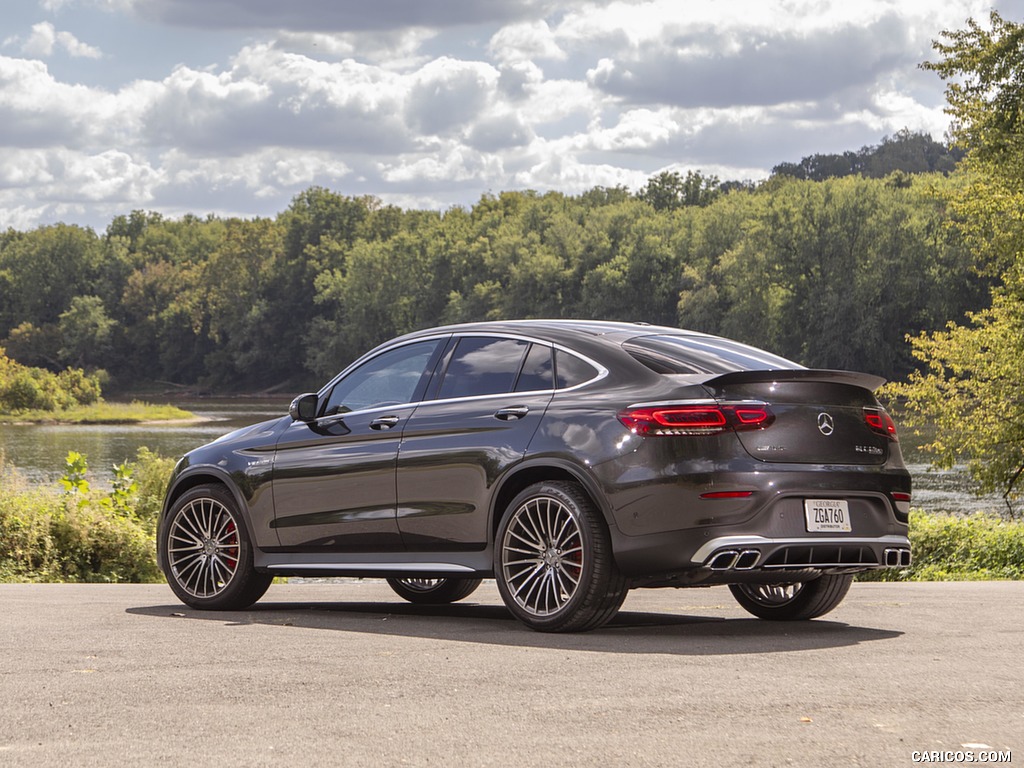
127, 599, 902, 656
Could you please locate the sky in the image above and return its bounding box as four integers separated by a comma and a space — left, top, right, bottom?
2, 0, 1023, 231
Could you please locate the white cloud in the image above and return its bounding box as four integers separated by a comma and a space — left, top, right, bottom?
512, 142, 649, 193
19, 22, 103, 59
0, 56, 121, 148
139, 46, 415, 154
405, 57, 499, 137
273, 28, 437, 69
4, 0, 1022, 230
380, 142, 505, 185
489, 20, 566, 64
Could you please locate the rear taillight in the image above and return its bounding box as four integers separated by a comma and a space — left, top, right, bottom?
864, 407, 899, 441
619, 403, 773, 437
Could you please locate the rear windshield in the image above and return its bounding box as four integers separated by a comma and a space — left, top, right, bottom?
623, 334, 804, 375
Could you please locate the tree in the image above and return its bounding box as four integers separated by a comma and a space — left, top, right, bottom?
57, 296, 116, 369
637, 170, 720, 210
890, 12, 1024, 508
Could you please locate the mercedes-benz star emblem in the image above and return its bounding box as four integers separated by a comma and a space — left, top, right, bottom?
817, 412, 835, 436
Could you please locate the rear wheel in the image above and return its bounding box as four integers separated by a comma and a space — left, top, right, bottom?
495, 481, 627, 633
386, 577, 483, 604
161, 484, 272, 610
728, 574, 853, 620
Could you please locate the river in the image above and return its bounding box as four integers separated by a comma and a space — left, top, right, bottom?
0, 397, 1009, 516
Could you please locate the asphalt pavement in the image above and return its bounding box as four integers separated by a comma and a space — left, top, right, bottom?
0, 581, 1020, 767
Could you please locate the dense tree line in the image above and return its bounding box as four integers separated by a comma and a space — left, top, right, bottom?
0, 174, 987, 392
771, 129, 963, 182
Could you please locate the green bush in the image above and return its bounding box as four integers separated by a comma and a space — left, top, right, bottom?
0, 350, 103, 414
0, 475, 63, 582
860, 510, 1024, 581
0, 449, 174, 583
131, 447, 177, 533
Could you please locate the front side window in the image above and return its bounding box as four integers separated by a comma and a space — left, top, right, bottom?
323, 340, 442, 415
437, 337, 529, 400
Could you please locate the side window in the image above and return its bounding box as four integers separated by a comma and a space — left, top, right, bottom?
323, 340, 442, 415
555, 349, 599, 389
438, 337, 529, 400
514, 344, 554, 392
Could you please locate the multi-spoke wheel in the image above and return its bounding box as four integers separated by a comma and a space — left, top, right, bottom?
495, 481, 627, 632
729, 574, 853, 620
386, 577, 483, 604
160, 484, 272, 610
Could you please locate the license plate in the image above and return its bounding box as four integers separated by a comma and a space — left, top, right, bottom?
804, 499, 851, 532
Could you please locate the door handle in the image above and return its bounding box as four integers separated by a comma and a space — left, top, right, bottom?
495, 406, 529, 421
370, 415, 400, 430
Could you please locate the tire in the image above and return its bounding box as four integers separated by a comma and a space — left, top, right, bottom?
728, 574, 853, 620
386, 577, 483, 604
495, 481, 628, 633
160, 484, 273, 610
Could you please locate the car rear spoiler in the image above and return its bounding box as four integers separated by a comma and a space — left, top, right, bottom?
702, 368, 887, 392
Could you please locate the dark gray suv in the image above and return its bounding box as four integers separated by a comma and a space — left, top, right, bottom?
157, 320, 911, 632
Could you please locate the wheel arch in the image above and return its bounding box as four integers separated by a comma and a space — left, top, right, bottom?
490, 458, 614, 542
158, 467, 257, 572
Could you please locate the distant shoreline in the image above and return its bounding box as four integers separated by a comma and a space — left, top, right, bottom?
0, 400, 198, 426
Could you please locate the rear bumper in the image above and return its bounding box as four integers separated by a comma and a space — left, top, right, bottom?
608, 486, 911, 579
690, 533, 911, 571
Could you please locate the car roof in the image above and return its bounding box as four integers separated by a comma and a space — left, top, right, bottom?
396, 319, 706, 346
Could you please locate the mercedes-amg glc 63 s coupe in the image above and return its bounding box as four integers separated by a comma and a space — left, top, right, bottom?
157, 320, 912, 632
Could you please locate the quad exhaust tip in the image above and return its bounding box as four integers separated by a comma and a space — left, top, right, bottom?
707, 546, 911, 571
707, 549, 761, 571
884, 548, 912, 567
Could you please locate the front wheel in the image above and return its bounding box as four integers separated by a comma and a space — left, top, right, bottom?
386, 577, 482, 604
495, 481, 628, 633
161, 484, 272, 610
728, 574, 853, 620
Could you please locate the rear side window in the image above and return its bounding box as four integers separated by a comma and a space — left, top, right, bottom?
514, 344, 554, 392
554, 349, 599, 389
438, 337, 529, 399
623, 335, 803, 375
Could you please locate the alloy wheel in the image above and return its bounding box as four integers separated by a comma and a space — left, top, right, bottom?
167, 496, 241, 598
500, 495, 585, 617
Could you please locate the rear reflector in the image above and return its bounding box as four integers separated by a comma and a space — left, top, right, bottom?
619, 403, 773, 436
892, 492, 912, 502
700, 491, 755, 499
864, 407, 899, 441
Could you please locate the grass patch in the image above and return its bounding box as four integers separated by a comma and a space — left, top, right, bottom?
0, 400, 195, 424
859, 509, 1024, 581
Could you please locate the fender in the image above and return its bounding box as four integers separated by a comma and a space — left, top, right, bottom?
157, 462, 266, 572
489, 455, 618, 536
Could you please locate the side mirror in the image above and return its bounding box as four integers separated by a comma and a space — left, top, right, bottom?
289, 393, 319, 423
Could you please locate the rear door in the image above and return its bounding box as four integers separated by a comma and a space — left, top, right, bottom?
396, 337, 555, 550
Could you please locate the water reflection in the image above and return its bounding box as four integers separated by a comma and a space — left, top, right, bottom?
0, 399, 286, 486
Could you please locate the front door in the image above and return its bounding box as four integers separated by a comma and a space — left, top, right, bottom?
271, 338, 445, 551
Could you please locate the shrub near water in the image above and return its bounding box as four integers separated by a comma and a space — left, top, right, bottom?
0, 350, 101, 413
0, 450, 174, 583
860, 510, 1024, 581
